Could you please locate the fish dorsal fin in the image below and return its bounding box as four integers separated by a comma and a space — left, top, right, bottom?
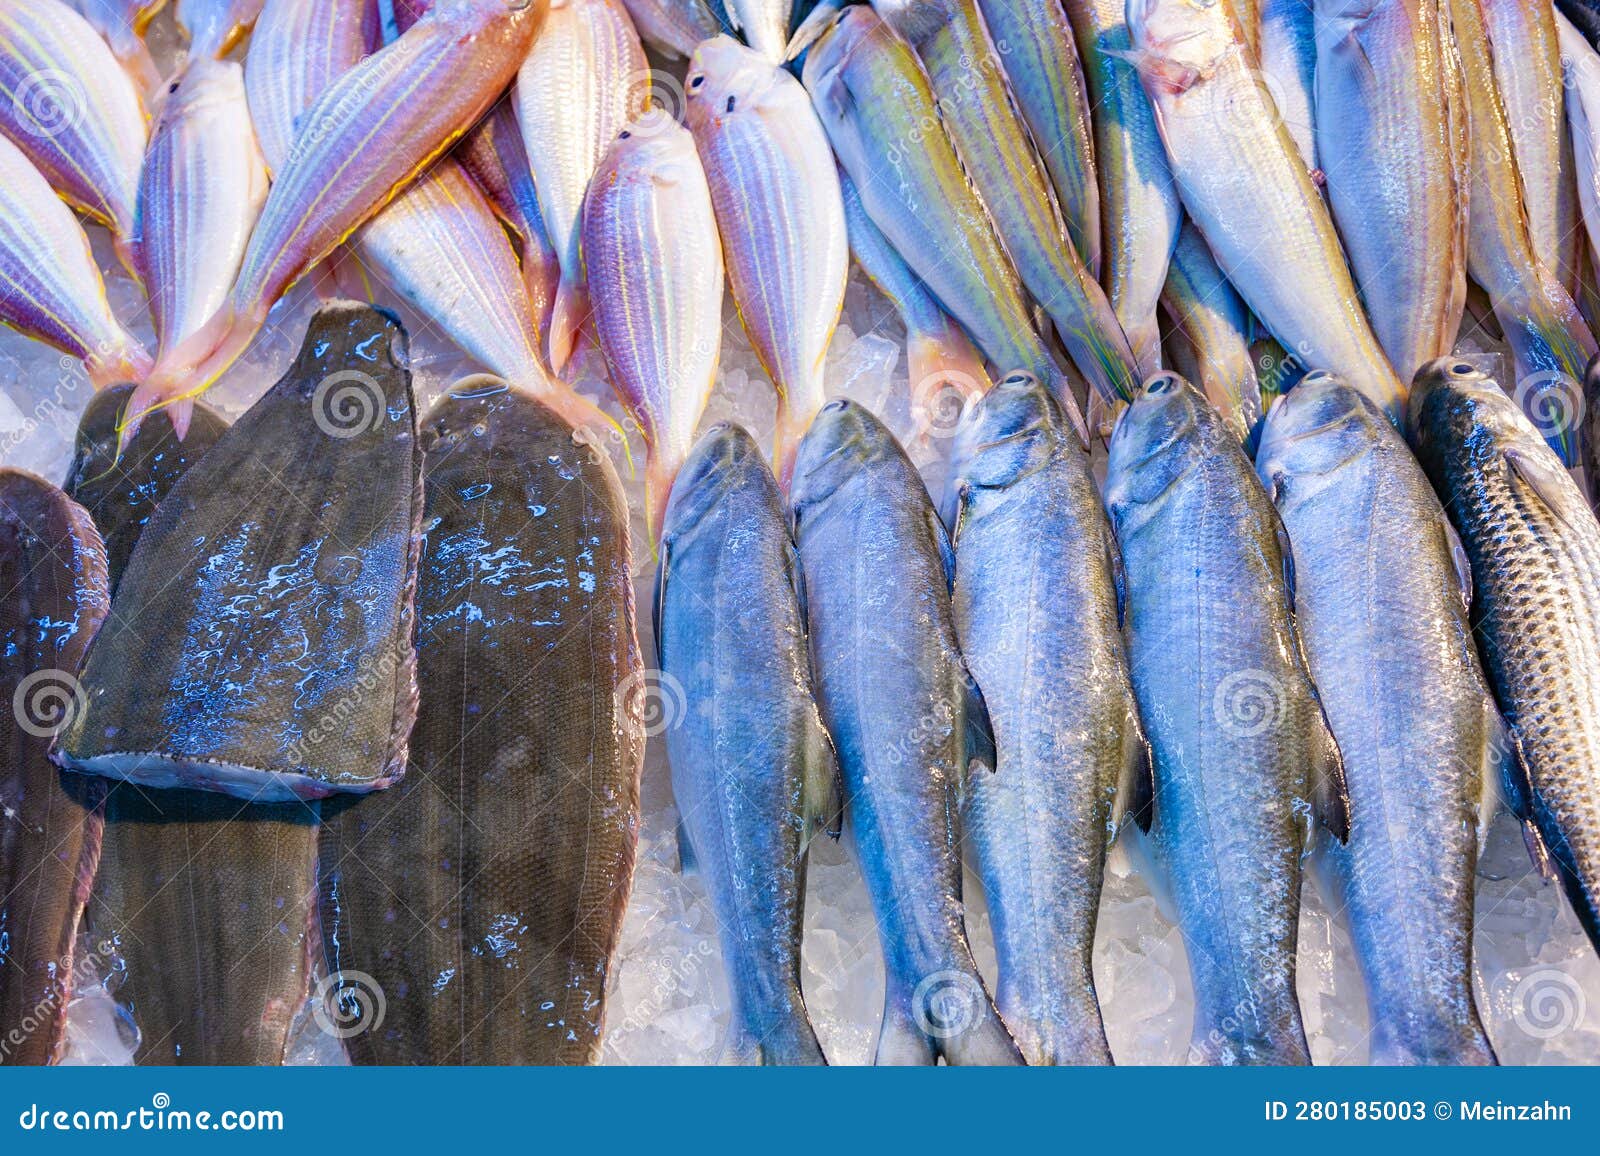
1272, 507, 1297, 612
927, 503, 956, 593
1504, 447, 1588, 533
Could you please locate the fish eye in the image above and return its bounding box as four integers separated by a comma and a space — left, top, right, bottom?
689, 74, 705, 90
1145, 373, 1177, 395
619, 130, 631, 140
725, 95, 736, 113
1451, 362, 1475, 375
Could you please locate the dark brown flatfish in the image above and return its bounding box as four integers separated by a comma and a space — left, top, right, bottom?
319, 381, 643, 1065
60, 387, 318, 1066
0, 470, 109, 1066
62, 386, 228, 596
55, 302, 423, 803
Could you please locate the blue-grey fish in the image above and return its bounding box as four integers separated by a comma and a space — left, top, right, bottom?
948, 373, 1149, 1065
1105, 372, 1347, 1066
1260, 0, 1316, 172
657, 423, 837, 1065
1257, 371, 1500, 1065
791, 399, 1022, 1066
1408, 358, 1600, 960
802, 5, 1088, 441
620, 0, 719, 57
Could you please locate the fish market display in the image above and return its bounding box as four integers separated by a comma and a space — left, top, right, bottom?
620, 0, 718, 57
790, 399, 1022, 1066
68, 0, 164, 95
1408, 359, 1600, 959
319, 382, 643, 1065
1064, 0, 1181, 380
134, 55, 268, 429
55, 304, 421, 802
877, 0, 1138, 409
974, 0, 1101, 276
515, 0, 647, 374
1105, 373, 1347, 1065
178, 0, 265, 58
583, 119, 723, 539
685, 36, 846, 480
657, 423, 835, 1065
1260, 0, 1316, 173
1128, 0, 1405, 422
1159, 219, 1261, 442
1449, 0, 1595, 463
131, 0, 544, 429
0, 131, 152, 388
1313, 0, 1467, 386
1257, 371, 1498, 1065
803, 6, 1088, 439
0, 0, 146, 276
0, 471, 109, 1067
837, 168, 990, 432
948, 374, 1147, 1066
245, 0, 380, 174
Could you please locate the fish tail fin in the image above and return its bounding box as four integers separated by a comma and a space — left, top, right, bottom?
874, 988, 937, 1066
1045, 270, 1142, 406
876, 971, 1024, 1066
933, 995, 1026, 1067
548, 274, 587, 375
1501, 279, 1598, 465
644, 451, 682, 559
119, 378, 179, 451
86, 332, 154, 390
750, 1012, 829, 1066
907, 327, 989, 444
772, 379, 825, 489
1035, 362, 1092, 449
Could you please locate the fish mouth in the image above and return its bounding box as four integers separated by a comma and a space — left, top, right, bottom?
662, 422, 762, 534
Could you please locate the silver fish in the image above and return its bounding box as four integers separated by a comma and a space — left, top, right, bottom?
949, 372, 1149, 1065
790, 398, 1023, 1066
0, 0, 147, 271
1260, 0, 1317, 173
1128, 0, 1405, 423
686, 36, 846, 481
516, 0, 647, 374
714, 0, 789, 62
619, 0, 719, 57
245, 0, 380, 174
1159, 219, 1261, 442
0, 130, 151, 387
876, 0, 1138, 408
583, 118, 723, 541
1257, 370, 1500, 1065
134, 56, 267, 408
1064, 0, 1181, 378
802, 5, 1088, 440
1408, 357, 1600, 961
657, 423, 837, 1065
1105, 372, 1347, 1066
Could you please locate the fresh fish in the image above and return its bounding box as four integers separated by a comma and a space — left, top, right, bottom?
68, 0, 164, 95
1064, 0, 1182, 379
176, 0, 264, 58
838, 168, 991, 436
0, 471, 109, 1067
1260, 0, 1316, 173
1476, 0, 1580, 294
353, 159, 617, 437
1159, 219, 1261, 442
790, 399, 1022, 1067
131, 0, 543, 430
63, 384, 228, 592
0, 0, 147, 269
56, 304, 422, 804
657, 423, 835, 1065
686, 36, 846, 481
319, 381, 643, 1065
1128, 0, 1405, 423
974, 0, 1102, 276
713, 0, 789, 62
1558, 11, 1600, 360
245, 0, 381, 174
876, 0, 1138, 408
134, 55, 267, 431
1104, 372, 1347, 1066
0, 131, 151, 387
515, 0, 647, 375
583, 119, 723, 540
948, 373, 1149, 1066
1449, 0, 1595, 464
1256, 371, 1499, 1065
455, 103, 562, 369
620, 0, 718, 57
802, 6, 1088, 440
1313, 0, 1466, 386
1408, 357, 1600, 959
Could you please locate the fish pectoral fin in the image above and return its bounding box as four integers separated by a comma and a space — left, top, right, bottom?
962, 666, 997, 777
1486, 710, 1559, 882
1440, 512, 1473, 610
1311, 706, 1351, 845
801, 704, 844, 843
1504, 447, 1589, 532
675, 815, 699, 876
1114, 700, 1155, 837
1272, 509, 1297, 612
1105, 528, 1129, 630
652, 536, 672, 668
927, 504, 956, 593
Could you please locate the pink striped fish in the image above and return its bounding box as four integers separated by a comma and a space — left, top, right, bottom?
245, 0, 380, 174
68, 0, 165, 96
176, 0, 265, 59
0, 131, 151, 387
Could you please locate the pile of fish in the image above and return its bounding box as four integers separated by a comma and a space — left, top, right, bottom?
2, 0, 1600, 1066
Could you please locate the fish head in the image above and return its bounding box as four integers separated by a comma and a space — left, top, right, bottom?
1104, 371, 1207, 516
1407, 356, 1529, 459
151, 54, 247, 124
949, 372, 1067, 494
596, 117, 702, 189
1126, 0, 1237, 92
660, 422, 769, 542
1255, 370, 1393, 501
790, 397, 903, 516
685, 35, 798, 130
801, 4, 888, 130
